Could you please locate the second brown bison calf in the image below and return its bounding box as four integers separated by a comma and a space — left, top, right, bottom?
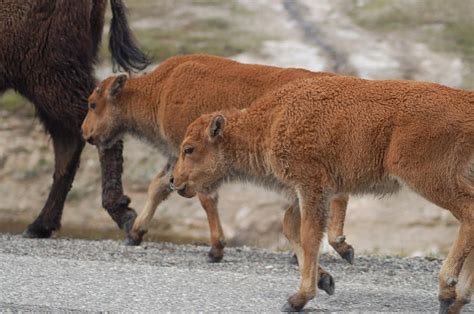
172, 75, 474, 312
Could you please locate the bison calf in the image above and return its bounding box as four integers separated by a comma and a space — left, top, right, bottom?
172, 75, 474, 312
81, 54, 354, 265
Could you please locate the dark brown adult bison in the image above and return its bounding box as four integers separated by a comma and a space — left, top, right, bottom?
0, 0, 150, 238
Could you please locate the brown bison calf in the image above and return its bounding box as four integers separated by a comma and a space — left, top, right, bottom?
171, 76, 474, 312
0, 0, 150, 237
81, 54, 355, 293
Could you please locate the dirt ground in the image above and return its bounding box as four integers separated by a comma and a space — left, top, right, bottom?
0, 0, 469, 257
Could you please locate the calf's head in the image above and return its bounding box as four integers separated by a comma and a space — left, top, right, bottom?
171, 113, 231, 198
81, 74, 128, 148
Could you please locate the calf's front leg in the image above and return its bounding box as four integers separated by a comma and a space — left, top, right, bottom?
126, 162, 173, 245
282, 188, 330, 311
283, 204, 335, 295
198, 193, 226, 262
127, 163, 227, 263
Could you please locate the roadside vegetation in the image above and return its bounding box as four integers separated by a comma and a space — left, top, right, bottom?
350, 0, 474, 87
1, 0, 269, 115
99, 0, 267, 64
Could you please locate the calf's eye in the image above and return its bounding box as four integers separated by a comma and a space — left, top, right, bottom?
89, 102, 96, 110
184, 147, 194, 155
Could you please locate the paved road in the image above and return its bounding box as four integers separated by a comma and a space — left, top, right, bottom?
0, 234, 472, 312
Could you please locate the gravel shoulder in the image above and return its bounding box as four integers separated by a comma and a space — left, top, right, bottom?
1, 234, 472, 312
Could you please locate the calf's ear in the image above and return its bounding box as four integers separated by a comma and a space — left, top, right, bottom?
109, 74, 128, 99
208, 114, 226, 142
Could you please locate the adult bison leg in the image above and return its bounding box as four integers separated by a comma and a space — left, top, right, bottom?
97, 140, 137, 233
23, 128, 84, 238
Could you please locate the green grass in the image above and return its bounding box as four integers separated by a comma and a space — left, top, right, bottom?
442, 21, 474, 60
350, 0, 474, 87
133, 20, 262, 62
2, 1, 265, 117
0, 90, 34, 116
99, 0, 265, 64
0, 91, 27, 111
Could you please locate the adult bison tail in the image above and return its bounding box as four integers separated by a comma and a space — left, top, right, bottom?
109, 0, 151, 72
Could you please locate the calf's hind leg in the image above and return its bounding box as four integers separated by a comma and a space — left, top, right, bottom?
283, 203, 335, 296
290, 194, 354, 265
438, 209, 474, 314
450, 250, 474, 314
328, 194, 355, 264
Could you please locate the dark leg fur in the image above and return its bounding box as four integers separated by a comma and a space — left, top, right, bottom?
24, 129, 84, 238
98, 140, 137, 232
3, 0, 141, 238
24, 113, 136, 238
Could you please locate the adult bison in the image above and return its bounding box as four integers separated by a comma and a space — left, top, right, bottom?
0, 0, 150, 237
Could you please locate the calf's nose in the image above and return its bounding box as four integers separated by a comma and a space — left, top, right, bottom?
81, 128, 94, 144
82, 132, 94, 144
169, 176, 186, 194
177, 186, 188, 197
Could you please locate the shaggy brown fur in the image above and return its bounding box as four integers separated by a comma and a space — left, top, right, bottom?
0, 0, 150, 237
172, 76, 474, 312
81, 55, 352, 277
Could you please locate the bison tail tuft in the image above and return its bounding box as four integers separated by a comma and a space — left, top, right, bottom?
109, 0, 151, 73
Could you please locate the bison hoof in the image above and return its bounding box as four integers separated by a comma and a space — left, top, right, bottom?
281, 293, 314, 312
22, 224, 54, 239
439, 298, 455, 314
125, 229, 146, 246
289, 254, 298, 266
282, 293, 309, 312
318, 272, 335, 296
340, 246, 355, 265
124, 235, 142, 246
207, 250, 224, 263
120, 210, 137, 234
207, 255, 223, 263
281, 302, 299, 312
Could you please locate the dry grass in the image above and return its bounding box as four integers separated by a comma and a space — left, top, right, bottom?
350, 0, 474, 87
99, 0, 267, 64
0, 90, 33, 116
1, 0, 268, 116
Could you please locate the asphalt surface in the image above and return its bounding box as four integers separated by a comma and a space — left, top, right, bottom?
0, 234, 472, 312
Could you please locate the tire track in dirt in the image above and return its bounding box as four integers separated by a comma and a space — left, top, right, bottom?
281, 0, 354, 74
